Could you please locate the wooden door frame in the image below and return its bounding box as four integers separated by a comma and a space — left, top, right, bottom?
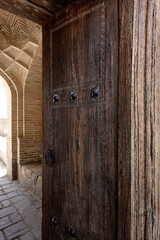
119, 0, 160, 239
0, 0, 159, 239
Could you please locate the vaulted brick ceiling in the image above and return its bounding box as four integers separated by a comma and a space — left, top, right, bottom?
0, 9, 42, 87
0, 0, 78, 86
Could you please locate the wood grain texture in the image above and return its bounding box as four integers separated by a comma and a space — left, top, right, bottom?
0, 0, 78, 24
0, 0, 106, 25
5, 0, 159, 238
131, 1, 160, 239
154, 2, 160, 239
28, 0, 76, 13
43, 0, 118, 239
119, 0, 160, 239
118, 0, 133, 238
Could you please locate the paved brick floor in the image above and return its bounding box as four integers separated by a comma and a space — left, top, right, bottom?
0, 160, 42, 240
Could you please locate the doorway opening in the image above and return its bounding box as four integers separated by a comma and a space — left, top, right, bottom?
0, 82, 7, 178
0, 7, 43, 240
0, 75, 12, 179
0, 6, 43, 189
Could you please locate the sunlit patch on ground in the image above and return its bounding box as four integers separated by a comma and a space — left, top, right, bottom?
0, 158, 7, 178
0, 136, 6, 154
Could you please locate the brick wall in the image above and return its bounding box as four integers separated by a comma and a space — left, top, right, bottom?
18, 43, 42, 165
0, 40, 42, 179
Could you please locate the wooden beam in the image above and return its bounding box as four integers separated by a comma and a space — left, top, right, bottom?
0, 0, 78, 24
0, 0, 53, 24
18, 0, 54, 15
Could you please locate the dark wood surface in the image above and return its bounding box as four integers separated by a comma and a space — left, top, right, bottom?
0, 0, 77, 24
0, 0, 103, 24
43, 0, 118, 239
118, 0, 133, 239
28, 0, 76, 12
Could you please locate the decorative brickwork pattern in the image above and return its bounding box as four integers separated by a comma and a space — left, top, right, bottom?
0, 10, 42, 180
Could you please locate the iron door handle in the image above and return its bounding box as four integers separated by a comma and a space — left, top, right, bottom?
45, 149, 53, 166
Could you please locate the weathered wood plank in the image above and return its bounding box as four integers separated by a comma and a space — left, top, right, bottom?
43, 0, 118, 239
131, 1, 160, 239
118, 0, 133, 239
119, 0, 160, 239
154, 2, 160, 239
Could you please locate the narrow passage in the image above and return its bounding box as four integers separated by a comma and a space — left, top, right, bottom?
0, 160, 42, 240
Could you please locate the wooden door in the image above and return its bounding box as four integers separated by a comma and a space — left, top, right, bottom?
43, 0, 118, 239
